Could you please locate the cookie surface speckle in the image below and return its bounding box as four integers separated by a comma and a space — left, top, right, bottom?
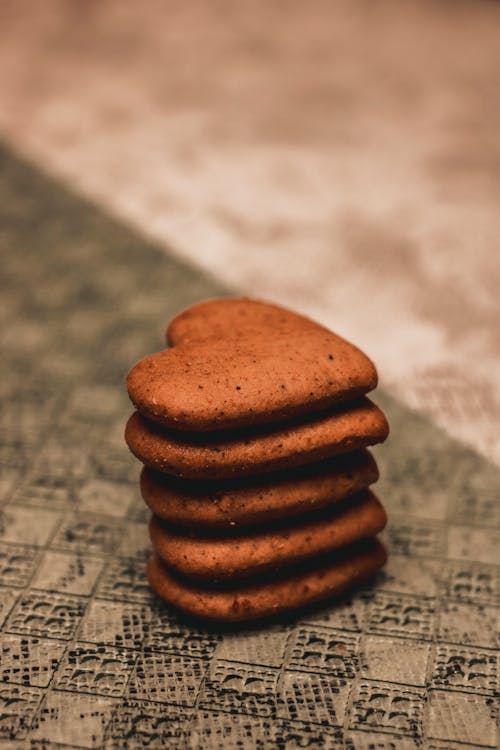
127, 297, 377, 431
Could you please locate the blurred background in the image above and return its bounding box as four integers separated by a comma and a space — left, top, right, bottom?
1, 0, 499, 463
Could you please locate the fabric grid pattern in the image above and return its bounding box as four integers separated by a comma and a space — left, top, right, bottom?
0, 147, 498, 749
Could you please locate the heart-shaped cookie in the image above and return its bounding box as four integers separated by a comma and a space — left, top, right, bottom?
125, 397, 389, 479
149, 490, 387, 582
140, 449, 378, 528
147, 538, 387, 622
127, 298, 378, 431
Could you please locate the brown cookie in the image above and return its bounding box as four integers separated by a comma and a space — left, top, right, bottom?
166, 296, 328, 345
147, 538, 387, 622
127, 297, 377, 431
149, 489, 387, 582
141, 450, 378, 528
125, 397, 389, 479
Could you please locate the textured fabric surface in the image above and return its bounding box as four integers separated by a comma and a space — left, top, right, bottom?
0, 147, 498, 748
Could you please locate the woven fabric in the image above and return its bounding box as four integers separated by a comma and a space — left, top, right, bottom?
0, 147, 498, 749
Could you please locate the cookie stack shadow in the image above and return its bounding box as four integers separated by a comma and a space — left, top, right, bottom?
125, 298, 390, 622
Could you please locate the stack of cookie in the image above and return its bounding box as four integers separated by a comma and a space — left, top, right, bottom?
125, 298, 389, 622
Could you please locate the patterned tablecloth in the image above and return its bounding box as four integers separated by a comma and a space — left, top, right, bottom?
0, 146, 498, 748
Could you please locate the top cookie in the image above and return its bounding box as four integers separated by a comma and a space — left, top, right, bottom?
127, 298, 378, 432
